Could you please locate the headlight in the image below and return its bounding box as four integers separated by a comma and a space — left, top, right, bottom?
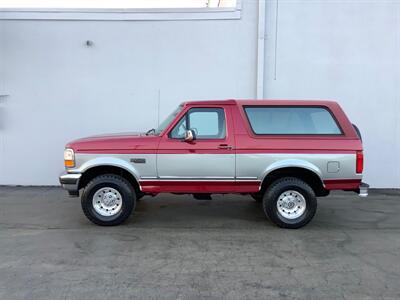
64, 148, 75, 168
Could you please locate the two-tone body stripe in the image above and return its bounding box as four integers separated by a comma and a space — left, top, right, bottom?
70, 152, 361, 193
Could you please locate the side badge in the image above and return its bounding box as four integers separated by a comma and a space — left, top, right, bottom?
130, 158, 146, 164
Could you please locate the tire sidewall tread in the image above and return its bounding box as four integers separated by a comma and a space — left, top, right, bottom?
263, 177, 317, 229
81, 174, 136, 226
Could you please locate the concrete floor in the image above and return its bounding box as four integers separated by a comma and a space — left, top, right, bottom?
0, 187, 399, 299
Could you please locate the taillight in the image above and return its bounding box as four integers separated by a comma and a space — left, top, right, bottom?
356, 151, 364, 174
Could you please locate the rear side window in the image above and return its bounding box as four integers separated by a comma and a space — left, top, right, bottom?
244, 106, 342, 135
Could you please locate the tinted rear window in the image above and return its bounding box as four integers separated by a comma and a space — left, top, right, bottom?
244, 106, 342, 135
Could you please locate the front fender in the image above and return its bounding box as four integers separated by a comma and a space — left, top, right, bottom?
71, 156, 141, 181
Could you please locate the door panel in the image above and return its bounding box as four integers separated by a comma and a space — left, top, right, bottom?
157, 106, 235, 180
157, 153, 235, 179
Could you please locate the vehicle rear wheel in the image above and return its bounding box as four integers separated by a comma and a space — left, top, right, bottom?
81, 174, 136, 226
263, 177, 317, 229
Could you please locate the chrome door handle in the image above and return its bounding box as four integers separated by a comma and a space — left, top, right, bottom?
218, 144, 233, 150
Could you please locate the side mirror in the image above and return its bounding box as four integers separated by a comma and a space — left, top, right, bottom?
184, 129, 196, 142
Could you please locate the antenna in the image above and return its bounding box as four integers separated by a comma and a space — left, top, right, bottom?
157, 89, 161, 127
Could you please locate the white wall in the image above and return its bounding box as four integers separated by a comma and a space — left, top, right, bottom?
0, 3, 257, 185
1, 0, 399, 188
264, 0, 400, 188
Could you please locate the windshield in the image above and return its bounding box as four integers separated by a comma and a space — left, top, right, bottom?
154, 104, 184, 135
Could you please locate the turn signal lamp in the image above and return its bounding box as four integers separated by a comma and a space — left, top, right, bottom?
64, 148, 75, 168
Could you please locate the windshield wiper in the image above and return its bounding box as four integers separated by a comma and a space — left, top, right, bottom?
145, 128, 156, 136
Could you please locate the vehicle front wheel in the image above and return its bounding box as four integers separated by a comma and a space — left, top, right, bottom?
263, 177, 317, 229
81, 174, 136, 226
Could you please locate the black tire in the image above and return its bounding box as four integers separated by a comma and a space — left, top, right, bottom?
81, 174, 136, 226
263, 177, 317, 229
250, 193, 263, 203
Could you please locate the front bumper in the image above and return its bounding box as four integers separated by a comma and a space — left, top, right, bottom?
59, 172, 82, 197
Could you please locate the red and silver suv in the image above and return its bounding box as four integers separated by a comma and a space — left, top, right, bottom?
60, 100, 368, 228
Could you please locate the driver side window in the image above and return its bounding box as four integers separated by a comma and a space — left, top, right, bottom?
169, 108, 226, 139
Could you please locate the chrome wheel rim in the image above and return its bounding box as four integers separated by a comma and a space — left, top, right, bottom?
277, 190, 306, 219
92, 187, 123, 217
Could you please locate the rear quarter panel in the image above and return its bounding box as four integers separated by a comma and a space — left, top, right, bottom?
232, 101, 363, 190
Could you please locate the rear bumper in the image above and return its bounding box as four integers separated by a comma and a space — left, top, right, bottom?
59, 172, 81, 197
357, 182, 369, 197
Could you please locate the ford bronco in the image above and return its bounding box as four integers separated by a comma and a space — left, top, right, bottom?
60, 100, 368, 228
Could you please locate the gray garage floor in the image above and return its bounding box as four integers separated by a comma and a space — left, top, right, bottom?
0, 187, 399, 299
